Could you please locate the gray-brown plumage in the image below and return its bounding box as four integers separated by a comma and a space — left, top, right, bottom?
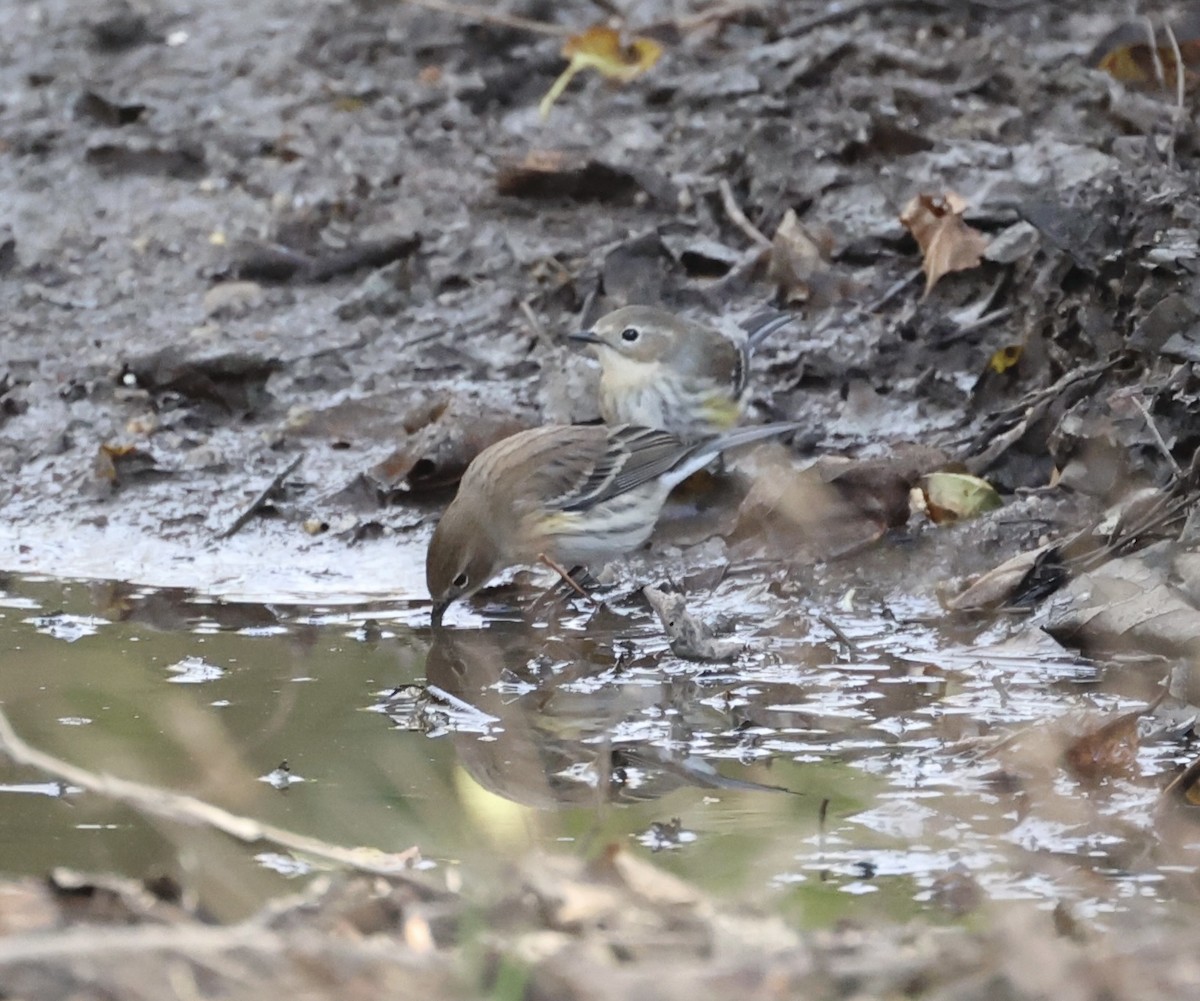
570, 305, 792, 439
426, 420, 799, 622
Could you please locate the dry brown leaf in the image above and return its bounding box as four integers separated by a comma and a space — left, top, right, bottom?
369, 419, 530, 495
642, 584, 742, 662
94, 443, 162, 485
766, 209, 856, 306
944, 544, 1055, 612
729, 448, 944, 560
899, 192, 988, 295
539, 25, 663, 118
1063, 708, 1142, 784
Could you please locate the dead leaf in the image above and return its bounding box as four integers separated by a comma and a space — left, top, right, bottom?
203, 280, 264, 319
366, 408, 532, 496
944, 544, 1064, 612
730, 448, 944, 560
916, 471, 1003, 524
766, 209, 856, 307
1044, 549, 1200, 658
642, 584, 742, 662
590, 843, 707, 910
1063, 708, 1142, 784
93, 443, 164, 486
899, 192, 988, 296
121, 347, 281, 415
539, 25, 663, 118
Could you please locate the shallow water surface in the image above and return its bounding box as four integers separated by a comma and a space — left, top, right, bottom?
0, 572, 1195, 924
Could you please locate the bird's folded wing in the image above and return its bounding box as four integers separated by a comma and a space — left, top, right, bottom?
555, 425, 689, 512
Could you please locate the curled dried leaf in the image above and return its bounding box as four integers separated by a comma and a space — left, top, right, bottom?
767, 209, 856, 307
899, 192, 988, 295
540, 25, 664, 118
1063, 708, 1142, 784
643, 584, 742, 662
916, 471, 1002, 524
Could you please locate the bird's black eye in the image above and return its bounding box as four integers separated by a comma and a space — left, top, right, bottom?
620, 327, 640, 342
452, 572, 469, 589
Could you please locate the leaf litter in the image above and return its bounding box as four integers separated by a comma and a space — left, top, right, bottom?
6, 0, 1200, 995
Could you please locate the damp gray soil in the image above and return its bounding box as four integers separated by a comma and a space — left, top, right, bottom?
4, 0, 1200, 996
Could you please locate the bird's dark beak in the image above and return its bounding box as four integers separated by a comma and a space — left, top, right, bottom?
431, 599, 449, 628
568, 330, 602, 345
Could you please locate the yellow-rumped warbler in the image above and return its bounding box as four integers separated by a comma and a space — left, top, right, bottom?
426, 420, 798, 622
569, 305, 793, 439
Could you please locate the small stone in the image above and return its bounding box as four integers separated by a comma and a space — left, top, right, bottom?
203, 280, 264, 318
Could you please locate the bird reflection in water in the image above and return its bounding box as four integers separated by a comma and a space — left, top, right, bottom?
376, 622, 794, 811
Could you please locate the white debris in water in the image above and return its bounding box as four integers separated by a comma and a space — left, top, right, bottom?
165, 655, 225, 684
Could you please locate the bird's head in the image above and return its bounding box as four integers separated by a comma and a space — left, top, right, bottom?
426, 499, 502, 625
569, 305, 683, 366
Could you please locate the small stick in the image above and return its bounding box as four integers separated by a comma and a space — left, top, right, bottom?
217, 455, 303, 539
955, 306, 1013, 338
0, 705, 436, 884
1162, 18, 1186, 167
818, 613, 861, 658
520, 298, 554, 351
865, 268, 923, 312
718, 178, 772, 249
1143, 17, 1167, 95
538, 553, 602, 606
1133, 396, 1183, 480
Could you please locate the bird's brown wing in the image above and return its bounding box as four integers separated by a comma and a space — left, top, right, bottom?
467, 423, 694, 517
555, 425, 690, 512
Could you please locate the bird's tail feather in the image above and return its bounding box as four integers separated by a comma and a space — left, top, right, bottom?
671, 421, 800, 484
744, 312, 795, 347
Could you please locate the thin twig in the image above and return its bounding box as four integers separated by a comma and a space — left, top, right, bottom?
217, 455, 303, 540
818, 613, 861, 658
0, 925, 285, 966
718, 179, 772, 249
586, 0, 624, 17
1133, 396, 1183, 480
865, 269, 923, 312
398, 0, 569, 35
1143, 17, 1166, 95
783, 0, 894, 36
955, 306, 1013, 338
520, 298, 555, 352
0, 705, 440, 887
1162, 18, 1186, 167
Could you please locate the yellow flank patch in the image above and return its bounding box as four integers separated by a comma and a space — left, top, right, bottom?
534, 511, 577, 535
702, 395, 741, 428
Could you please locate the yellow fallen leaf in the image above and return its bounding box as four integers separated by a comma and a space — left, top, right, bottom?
539, 25, 663, 118
988, 344, 1022, 374
918, 471, 1002, 524
899, 192, 988, 296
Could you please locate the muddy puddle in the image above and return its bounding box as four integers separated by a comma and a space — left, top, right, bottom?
2, 567, 1193, 926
